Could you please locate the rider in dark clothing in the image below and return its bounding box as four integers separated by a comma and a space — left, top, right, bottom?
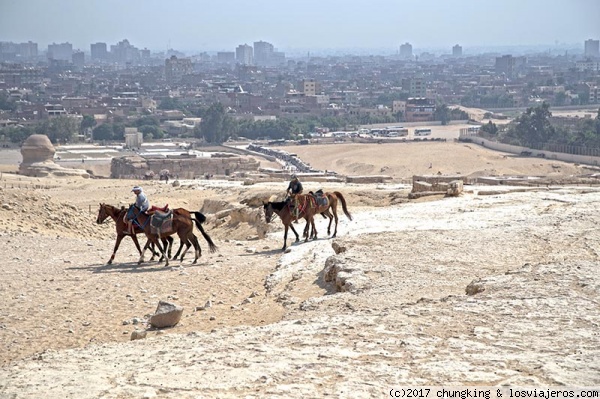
286, 174, 303, 222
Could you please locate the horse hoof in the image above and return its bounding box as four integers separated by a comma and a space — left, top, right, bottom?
107, 260, 113, 265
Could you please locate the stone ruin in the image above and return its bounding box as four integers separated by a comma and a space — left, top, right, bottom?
409, 174, 465, 199
19, 134, 89, 178
111, 153, 260, 179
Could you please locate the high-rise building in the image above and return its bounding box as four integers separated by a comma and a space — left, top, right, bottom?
47, 42, 73, 61
584, 39, 600, 58
254, 40, 274, 66
452, 44, 462, 57
19, 41, 38, 60
400, 42, 413, 59
236, 44, 253, 65
495, 54, 515, 75
72, 51, 85, 68
91, 42, 108, 61
165, 55, 193, 84
110, 39, 140, 64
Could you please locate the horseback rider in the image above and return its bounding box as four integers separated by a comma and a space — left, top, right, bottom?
125, 186, 150, 234
286, 174, 303, 223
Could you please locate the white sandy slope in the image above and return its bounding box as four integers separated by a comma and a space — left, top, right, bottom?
2, 186, 599, 398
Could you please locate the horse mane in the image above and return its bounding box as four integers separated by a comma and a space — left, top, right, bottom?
268, 201, 286, 211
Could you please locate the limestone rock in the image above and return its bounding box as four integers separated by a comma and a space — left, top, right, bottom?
149, 301, 183, 328
130, 330, 147, 340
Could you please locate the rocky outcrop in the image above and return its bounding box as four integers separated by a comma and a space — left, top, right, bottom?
19, 135, 89, 178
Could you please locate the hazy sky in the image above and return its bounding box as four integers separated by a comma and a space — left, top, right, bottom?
1, 0, 599, 53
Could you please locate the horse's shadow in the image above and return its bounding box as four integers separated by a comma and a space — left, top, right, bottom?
67, 260, 206, 274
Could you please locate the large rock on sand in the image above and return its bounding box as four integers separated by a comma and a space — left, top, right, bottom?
149, 301, 183, 328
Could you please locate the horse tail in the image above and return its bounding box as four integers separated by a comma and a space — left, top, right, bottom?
192, 211, 218, 253
333, 191, 352, 221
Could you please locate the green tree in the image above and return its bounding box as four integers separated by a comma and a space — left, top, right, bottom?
502, 103, 556, 145
139, 125, 165, 140
481, 120, 499, 135
80, 115, 96, 134
433, 104, 450, 125
92, 124, 114, 141
37, 116, 79, 144
0, 92, 16, 111
195, 102, 235, 143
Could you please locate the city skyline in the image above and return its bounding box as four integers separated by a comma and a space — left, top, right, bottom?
1, 0, 599, 54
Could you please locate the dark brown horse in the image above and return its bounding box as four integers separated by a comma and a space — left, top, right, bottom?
125, 205, 217, 266
263, 198, 316, 251
96, 203, 173, 264
303, 191, 352, 239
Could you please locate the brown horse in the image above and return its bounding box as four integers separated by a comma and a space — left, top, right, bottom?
96, 203, 173, 264
303, 191, 352, 239
263, 198, 316, 251
125, 204, 217, 266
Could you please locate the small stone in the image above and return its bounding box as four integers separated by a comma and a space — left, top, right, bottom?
131, 330, 147, 341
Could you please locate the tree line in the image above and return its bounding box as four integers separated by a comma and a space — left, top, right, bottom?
481, 103, 600, 150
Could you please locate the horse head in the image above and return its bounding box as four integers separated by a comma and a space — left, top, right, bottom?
96, 203, 109, 224
263, 202, 274, 223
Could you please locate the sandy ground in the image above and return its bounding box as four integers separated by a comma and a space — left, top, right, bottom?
1, 141, 599, 397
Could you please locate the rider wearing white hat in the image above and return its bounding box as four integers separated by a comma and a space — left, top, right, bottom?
125, 186, 150, 234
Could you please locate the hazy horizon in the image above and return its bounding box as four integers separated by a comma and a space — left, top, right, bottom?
1, 0, 599, 54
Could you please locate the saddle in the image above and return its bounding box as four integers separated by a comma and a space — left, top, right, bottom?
312, 189, 328, 207
149, 204, 169, 213
150, 209, 174, 233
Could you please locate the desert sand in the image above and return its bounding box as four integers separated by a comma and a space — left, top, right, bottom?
0, 141, 599, 398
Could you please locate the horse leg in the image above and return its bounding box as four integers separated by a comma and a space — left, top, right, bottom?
282, 224, 289, 251
165, 236, 174, 259
108, 234, 126, 264
151, 236, 168, 267
190, 233, 200, 264
331, 209, 339, 238
172, 239, 184, 260
179, 238, 192, 262
289, 223, 300, 243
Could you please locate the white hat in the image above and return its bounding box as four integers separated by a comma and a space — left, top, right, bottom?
132, 186, 142, 192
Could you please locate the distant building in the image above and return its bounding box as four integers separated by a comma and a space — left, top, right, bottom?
47, 42, 73, 61
254, 40, 274, 66
400, 42, 413, 59
165, 55, 193, 84
495, 55, 526, 77
90, 42, 108, 61
452, 44, 462, 57
125, 127, 143, 149
404, 98, 435, 122
217, 51, 235, 64
140, 48, 151, 60
576, 60, 600, 72
72, 51, 85, 69
407, 77, 427, 98
584, 39, 600, 58
298, 79, 321, 96
392, 100, 406, 115
236, 44, 253, 65
110, 39, 140, 64
19, 41, 38, 60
